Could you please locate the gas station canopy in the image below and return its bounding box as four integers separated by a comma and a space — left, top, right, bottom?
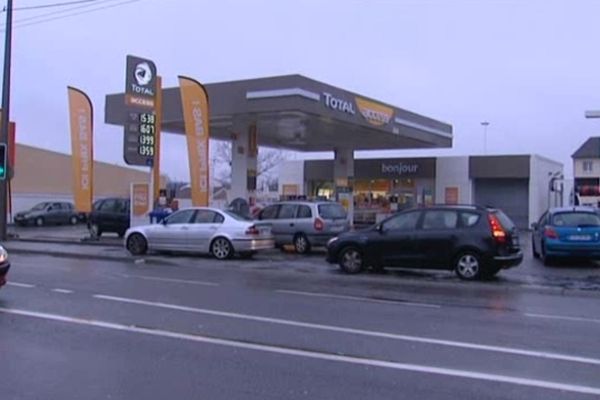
105, 74, 452, 152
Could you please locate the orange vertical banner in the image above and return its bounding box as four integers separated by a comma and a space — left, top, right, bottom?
153, 76, 162, 202
67, 87, 94, 213
178, 76, 210, 206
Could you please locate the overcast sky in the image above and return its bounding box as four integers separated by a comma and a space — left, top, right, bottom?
5, 0, 600, 180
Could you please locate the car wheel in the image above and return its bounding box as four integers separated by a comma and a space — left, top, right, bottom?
454, 251, 483, 281
89, 224, 102, 238
338, 246, 364, 274
293, 233, 311, 254
211, 237, 233, 260
126, 233, 148, 256
541, 241, 553, 266
35, 217, 44, 227
531, 236, 540, 259
69, 216, 79, 225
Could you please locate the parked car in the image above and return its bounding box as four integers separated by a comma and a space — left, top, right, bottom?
256, 200, 350, 253
87, 197, 130, 238
326, 204, 523, 280
14, 201, 79, 227
0, 245, 9, 289
124, 207, 274, 259
531, 206, 600, 265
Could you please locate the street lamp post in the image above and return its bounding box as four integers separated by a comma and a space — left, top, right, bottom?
0, 0, 14, 241
481, 121, 490, 155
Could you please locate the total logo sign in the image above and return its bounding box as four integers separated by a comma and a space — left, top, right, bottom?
355, 97, 394, 126
323, 92, 394, 127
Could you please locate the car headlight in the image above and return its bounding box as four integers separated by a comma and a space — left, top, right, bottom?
0, 246, 8, 263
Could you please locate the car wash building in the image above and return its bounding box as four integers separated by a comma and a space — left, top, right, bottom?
280, 154, 563, 229
105, 74, 453, 217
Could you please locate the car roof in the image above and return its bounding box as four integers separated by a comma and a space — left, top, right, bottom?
549, 206, 598, 213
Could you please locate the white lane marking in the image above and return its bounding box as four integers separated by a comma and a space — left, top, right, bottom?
276, 289, 441, 309
51, 288, 74, 294
6, 282, 36, 288
120, 274, 219, 287
93, 294, 600, 367
1, 306, 600, 396
525, 313, 600, 325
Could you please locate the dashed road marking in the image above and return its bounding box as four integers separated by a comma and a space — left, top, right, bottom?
93, 294, 600, 367
1, 306, 600, 396
276, 289, 441, 308
51, 288, 74, 294
525, 312, 600, 325
6, 282, 36, 288
120, 274, 219, 287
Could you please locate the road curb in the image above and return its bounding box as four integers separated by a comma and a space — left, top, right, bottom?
12, 238, 122, 247
4, 247, 171, 266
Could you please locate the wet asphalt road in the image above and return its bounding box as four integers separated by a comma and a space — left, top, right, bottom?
1, 252, 600, 400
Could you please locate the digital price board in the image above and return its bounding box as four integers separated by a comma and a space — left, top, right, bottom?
124, 112, 156, 165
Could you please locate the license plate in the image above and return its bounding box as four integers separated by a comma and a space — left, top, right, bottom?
569, 235, 591, 241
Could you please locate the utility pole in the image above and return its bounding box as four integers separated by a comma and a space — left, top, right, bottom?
0, 0, 14, 241
480, 121, 490, 155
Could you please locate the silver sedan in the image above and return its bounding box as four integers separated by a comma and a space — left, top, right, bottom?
124, 207, 274, 259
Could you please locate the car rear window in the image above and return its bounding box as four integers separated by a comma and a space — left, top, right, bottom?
318, 203, 347, 219
552, 212, 600, 227
492, 209, 516, 230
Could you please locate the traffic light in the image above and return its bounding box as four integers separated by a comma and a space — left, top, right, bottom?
0, 143, 6, 180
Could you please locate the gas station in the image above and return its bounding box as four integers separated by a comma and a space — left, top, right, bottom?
105, 74, 453, 220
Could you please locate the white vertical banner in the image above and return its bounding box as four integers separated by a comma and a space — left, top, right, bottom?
130, 182, 150, 228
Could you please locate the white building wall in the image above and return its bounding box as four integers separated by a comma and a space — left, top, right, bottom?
573, 158, 600, 178
435, 156, 472, 204
529, 155, 563, 227
278, 160, 305, 196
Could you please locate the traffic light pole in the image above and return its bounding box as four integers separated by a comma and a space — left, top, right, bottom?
0, 0, 13, 241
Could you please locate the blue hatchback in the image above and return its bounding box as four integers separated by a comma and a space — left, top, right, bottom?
531, 206, 600, 265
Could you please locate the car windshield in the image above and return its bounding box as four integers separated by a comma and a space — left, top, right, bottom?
30, 203, 49, 211
318, 203, 347, 219
552, 212, 600, 227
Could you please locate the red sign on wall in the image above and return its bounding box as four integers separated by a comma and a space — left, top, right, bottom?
445, 187, 459, 205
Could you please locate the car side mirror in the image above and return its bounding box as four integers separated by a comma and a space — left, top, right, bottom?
531, 222, 538, 230
377, 224, 384, 233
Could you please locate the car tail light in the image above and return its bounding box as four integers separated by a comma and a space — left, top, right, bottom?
245, 225, 260, 235
544, 226, 558, 239
488, 214, 506, 244
314, 218, 324, 231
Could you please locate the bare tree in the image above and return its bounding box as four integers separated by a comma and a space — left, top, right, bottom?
210, 139, 287, 189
